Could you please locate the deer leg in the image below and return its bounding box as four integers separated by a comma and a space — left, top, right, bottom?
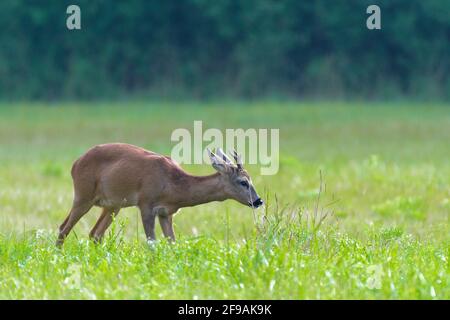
56, 200, 93, 247
58, 214, 71, 233
89, 207, 119, 243
158, 214, 175, 242
89, 208, 109, 241
140, 205, 157, 242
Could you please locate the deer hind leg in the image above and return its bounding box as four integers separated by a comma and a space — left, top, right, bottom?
56, 199, 93, 247
139, 205, 157, 242
89, 207, 119, 243
158, 214, 175, 242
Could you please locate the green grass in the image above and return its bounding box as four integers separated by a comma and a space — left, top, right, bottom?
0, 101, 449, 299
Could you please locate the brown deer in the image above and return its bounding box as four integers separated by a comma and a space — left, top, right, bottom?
56, 143, 263, 246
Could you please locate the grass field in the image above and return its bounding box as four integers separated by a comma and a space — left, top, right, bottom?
0, 101, 449, 299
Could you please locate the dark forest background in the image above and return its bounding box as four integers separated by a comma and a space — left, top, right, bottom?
0, 0, 448, 101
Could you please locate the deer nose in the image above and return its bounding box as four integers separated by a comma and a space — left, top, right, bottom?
252, 198, 264, 208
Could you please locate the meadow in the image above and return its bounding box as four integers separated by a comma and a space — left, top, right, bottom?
0, 101, 448, 299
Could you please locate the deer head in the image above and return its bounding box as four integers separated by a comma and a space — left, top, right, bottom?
208, 148, 264, 208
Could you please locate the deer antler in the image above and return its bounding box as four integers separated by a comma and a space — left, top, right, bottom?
231, 149, 243, 169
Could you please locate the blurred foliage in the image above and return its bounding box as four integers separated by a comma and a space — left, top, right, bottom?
0, 0, 448, 100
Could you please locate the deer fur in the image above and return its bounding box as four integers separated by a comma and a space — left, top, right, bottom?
56, 143, 263, 246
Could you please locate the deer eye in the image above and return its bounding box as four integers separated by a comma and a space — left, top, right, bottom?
240, 181, 249, 188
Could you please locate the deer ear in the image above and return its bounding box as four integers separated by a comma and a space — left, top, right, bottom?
208, 148, 229, 174
217, 148, 233, 164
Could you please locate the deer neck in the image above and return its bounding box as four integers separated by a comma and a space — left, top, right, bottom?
176, 172, 228, 208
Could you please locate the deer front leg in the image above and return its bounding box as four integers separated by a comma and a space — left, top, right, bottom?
158, 214, 175, 242
139, 205, 157, 242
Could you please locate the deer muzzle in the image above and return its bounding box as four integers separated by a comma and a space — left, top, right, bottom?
250, 198, 264, 208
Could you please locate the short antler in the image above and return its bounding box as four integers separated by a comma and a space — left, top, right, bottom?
208, 148, 243, 170
231, 150, 243, 169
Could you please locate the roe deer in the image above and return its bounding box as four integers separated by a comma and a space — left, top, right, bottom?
56, 143, 263, 246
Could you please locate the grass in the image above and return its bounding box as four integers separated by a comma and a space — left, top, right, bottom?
0, 101, 449, 299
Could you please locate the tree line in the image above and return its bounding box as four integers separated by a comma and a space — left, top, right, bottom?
0, 0, 448, 100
